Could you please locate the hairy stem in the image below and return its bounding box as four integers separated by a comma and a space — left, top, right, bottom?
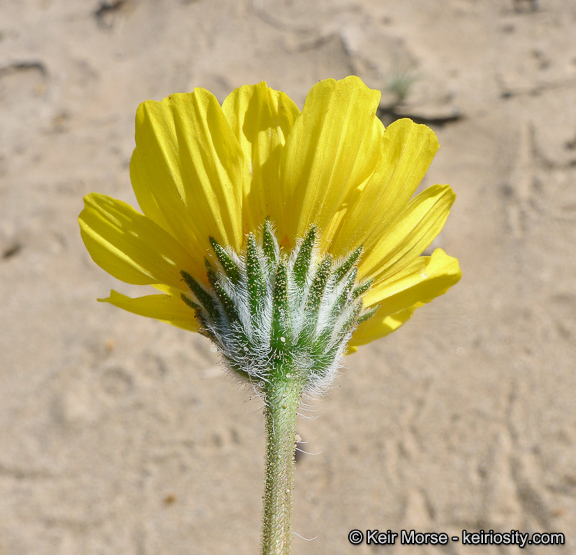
261, 377, 304, 555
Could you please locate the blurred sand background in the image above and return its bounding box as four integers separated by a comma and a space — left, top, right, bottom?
1, 0, 576, 553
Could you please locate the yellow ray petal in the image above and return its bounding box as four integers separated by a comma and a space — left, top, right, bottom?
79, 193, 195, 289
222, 82, 300, 235
100, 290, 198, 332
360, 184, 456, 282
130, 89, 245, 259
278, 76, 384, 247
351, 249, 461, 348
363, 248, 462, 311
348, 307, 416, 350
329, 118, 440, 257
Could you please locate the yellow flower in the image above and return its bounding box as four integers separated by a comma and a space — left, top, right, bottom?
79, 76, 461, 356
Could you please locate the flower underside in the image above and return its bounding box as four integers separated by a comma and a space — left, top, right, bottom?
78, 76, 463, 363
181, 219, 376, 395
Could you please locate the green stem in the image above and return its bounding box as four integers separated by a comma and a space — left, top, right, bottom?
261, 377, 304, 555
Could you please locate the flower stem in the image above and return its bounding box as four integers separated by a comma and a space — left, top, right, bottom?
261, 376, 304, 555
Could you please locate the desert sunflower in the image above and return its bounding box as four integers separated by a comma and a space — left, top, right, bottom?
80, 76, 461, 378
79, 75, 461, 554
79, 76, 460, 384
80, 76, 460, 384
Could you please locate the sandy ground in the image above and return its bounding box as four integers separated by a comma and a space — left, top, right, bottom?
1, 0, 576, 553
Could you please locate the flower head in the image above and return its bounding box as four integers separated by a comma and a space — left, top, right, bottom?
79, 76, 461, 391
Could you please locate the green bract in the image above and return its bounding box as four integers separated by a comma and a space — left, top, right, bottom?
181, 220, 375, 395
